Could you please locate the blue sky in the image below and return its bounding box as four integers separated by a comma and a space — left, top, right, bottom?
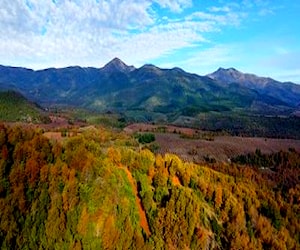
0, 0, 299, 83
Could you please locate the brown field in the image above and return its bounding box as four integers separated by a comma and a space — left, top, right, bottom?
125, 123, 300, 162
3, 115, 87, 142
43, 132, 64, 142
4, 119, 300, 163
43, 131, 79, 143
124, 123, 198, 135
3, 115, 85, 131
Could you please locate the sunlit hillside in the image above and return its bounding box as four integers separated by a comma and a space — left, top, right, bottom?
0, 91, 50, 123
0, 124, 299, 249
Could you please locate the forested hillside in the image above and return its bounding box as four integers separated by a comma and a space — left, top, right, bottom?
0, 91, 50, 123
0, 124, 299, 249
1, 60, 300, 118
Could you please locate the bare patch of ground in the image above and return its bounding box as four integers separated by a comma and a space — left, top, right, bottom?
157, 134, 300, 162
43, 132, 64, 142
125, 123, 300, 162
124, 123, 197, 136
3, 115, 87, 143
43, 131, 78, 143
3, 115, 85, 131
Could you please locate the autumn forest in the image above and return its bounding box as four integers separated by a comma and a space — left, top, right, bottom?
0, 123, 299, 249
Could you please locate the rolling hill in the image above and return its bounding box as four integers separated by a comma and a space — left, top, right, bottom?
0, 90, 50, 123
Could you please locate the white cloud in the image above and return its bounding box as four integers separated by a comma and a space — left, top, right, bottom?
109, 24, 206, 65
154, 0, 192, 12
274, 70, 300, 84
0, 0, 156, 68
188, 11, 243, 27
0, 0, 213, 69
261, 50, 300, 71
258, 8, 274, 16
0, 0, 287, 75
208, 6, 231, 13
178, 45, 238, 73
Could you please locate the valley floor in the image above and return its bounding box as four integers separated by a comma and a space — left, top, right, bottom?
125, 123, 300, 162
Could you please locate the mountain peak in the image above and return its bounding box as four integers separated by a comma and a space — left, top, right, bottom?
207, 67, 279, 89
215, 67, 241, 75
109, 57, 125, 66
102, 58, 135, 73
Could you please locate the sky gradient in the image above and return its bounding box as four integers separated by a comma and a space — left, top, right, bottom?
0, 0, 299, 83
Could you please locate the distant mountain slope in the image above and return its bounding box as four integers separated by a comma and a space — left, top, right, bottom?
0, 90, 49, 123
0, 59, 299, 119
207, 67, 300, 107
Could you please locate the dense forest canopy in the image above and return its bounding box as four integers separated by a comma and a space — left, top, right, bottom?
0, 124, 299, 249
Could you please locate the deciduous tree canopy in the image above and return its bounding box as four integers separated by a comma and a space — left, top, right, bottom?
0, 124, 299, 249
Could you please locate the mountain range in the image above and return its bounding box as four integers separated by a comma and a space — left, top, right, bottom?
0, 58, 300, 122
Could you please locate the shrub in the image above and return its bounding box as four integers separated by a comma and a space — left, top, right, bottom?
136, 133, 155, 144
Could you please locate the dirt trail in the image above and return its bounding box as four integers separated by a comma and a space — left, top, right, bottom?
122, 167, 151, 237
